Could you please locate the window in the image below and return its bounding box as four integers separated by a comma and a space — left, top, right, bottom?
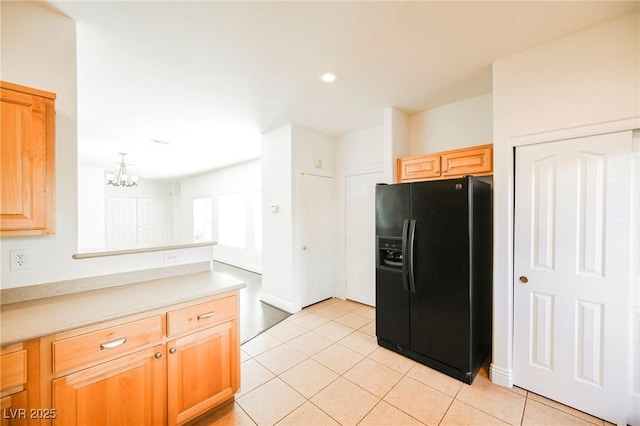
193, 197, 213, 241
217, 193, 246, 248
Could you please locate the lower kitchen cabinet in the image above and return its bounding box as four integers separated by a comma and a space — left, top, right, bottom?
0, 341, 39, 426
167, 320, 239, 425
52, 344, 166, 426
35, 291, 240, 426
1, 391, 29, 426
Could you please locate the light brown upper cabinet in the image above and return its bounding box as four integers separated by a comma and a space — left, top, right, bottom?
1, 81, 56, 237
397, 143, 492, 183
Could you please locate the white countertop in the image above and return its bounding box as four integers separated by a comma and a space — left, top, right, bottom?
0, 270, 246, 346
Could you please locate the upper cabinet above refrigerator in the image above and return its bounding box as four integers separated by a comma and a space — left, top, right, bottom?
397, 144, 493, 183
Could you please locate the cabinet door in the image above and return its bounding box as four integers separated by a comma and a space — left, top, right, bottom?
397, 154, 441, 182
52, 345, 165, 426
167, 321, 239, 426
0, 82, 56, 236
441, 145, 492, 178
1, 391, 28, 426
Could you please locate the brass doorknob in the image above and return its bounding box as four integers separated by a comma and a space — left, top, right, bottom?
302, 246, 308, 251
519, 276, 529, 284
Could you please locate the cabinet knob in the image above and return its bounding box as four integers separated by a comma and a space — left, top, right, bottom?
170, 347, 177, 355
155, 352, 163, 359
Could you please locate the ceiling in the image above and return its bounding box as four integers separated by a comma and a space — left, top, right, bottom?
49, 1, 638, 180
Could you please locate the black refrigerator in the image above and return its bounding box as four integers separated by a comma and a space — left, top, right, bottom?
375, 176, 492, 384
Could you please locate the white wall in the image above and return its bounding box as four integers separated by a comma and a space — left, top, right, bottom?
78, 171, 176, 250
409, 93, 493, 154
261, 125, 295, 310
1, 1, 78, 287
335, 125, 384, 300
261, 123, 337, 312
1, 2, 211, 290
178, 160, 261, 272
291, 124, 337, 309
78, 167, 106, 250
491, 11, 640, 388
383, 108, 410, 183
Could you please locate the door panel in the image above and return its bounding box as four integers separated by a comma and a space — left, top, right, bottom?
297, 172, 335, 307
105, 197, 136, 247
514, 131, 633, 423
137, 197, 165, 245
346, 172, 383, 306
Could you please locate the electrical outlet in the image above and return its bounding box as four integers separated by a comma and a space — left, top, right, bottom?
10, 249, 31, 271
163, 253, 179, 264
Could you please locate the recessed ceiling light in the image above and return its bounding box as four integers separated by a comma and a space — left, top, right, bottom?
319, 72, 338, 83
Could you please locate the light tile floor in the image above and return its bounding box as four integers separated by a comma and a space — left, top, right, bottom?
188, 298, 612, 426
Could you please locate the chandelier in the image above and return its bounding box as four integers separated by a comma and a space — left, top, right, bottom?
106, 153, 139, 187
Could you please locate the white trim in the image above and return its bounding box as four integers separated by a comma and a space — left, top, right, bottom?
211, 256, 261, 274
260, 291, 298, 314
296, 167, 334, 179
344, 165, 384, 177
494, 118, 640, 390
490, 363, 514, 388
511, 117, 640, 147
504, 119, 640, 404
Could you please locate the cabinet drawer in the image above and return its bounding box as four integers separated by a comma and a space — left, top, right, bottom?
0, 349, 27, 392
397, 155, 441, 182
52, 314, 164, 374
167, 295, 237, 337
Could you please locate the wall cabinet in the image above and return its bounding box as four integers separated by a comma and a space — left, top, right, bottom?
0, 81, 56, 237
397, 144, 493, 183
35, 291, 240, 426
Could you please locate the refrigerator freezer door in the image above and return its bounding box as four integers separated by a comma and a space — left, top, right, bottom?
375, 184, 410, 237
375, 183, 411, 349
375, 267, 410, 348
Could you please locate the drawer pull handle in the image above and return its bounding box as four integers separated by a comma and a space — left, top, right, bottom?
100, 337, 127, 350
197, 312, 216, 320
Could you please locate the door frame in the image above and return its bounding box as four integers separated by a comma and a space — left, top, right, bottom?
490, 116, 640, 392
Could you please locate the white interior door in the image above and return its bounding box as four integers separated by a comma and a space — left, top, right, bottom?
106, 197, 136, 247
345, 171, 383, 306
137, 197, 165, 245
514, 131, 634, 423
297, 171, 335, 308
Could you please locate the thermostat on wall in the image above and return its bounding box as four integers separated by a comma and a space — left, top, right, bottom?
269, 204, 279, 212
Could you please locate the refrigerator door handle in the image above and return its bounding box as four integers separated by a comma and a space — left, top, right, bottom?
401, 219, 410, 292
408, 219, 417, 293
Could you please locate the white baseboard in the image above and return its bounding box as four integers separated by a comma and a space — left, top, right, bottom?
212, 256, 261, 274
260, 292, 298, 314
489, 363, 514, 388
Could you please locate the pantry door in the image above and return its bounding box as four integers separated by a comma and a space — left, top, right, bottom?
297, 171, 336, 308
513, 131, 633, 423
345, 171, 383, 306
